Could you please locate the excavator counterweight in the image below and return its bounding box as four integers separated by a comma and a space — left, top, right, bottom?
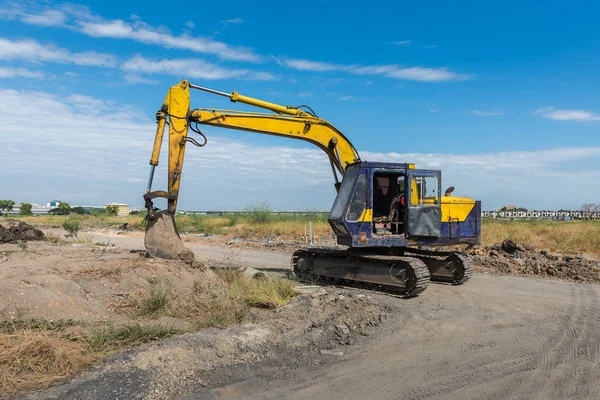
143, 80, 481, 296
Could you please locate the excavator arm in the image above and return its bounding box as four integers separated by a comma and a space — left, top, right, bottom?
188, 109, 359, 177
143, 80, 360, 260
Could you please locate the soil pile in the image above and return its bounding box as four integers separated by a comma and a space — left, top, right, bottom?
0, 242, 218, 323
469, 239, 600, 282
0, 220, 45, 244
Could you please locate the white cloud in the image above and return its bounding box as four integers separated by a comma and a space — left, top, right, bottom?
20, 9, 67, 26
366, 81, 373, 85
185, 21, 195, 29
421, 45, 438, 49
78, 19, 259, 62
388, 40, 411, 46
351, 65, 471, 82
222, 18, 244, 25
533, 107, 600, 122
339, 95, 358, 101
0, 37, 117, 67
123, 73, 160, 85
1, 88, 599, 210
279, 58, 345, 72
121, 55, 276, 81
279, 57, 472, 82
1, 3, 259, 62
429, 108, 439, 113
66, 94, 111, 114
297, 92, 313, 98
0, 66, 43, 78
469, 110, 505, 116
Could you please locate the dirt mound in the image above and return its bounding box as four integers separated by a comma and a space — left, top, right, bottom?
0, 241, 221, 324
0, 220, 45, 244
469, 242, 600, 282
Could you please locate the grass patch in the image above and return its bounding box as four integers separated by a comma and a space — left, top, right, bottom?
136, 278, 170, 317
44, 233, 66, 245
0, 319, 78, 334
192, 296, 247, 329
67, 234, 94, 244
215, 268, 298, 309
87, 323, 180, 350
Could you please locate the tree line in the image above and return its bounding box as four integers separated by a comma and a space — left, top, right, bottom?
0, 200, 120, 216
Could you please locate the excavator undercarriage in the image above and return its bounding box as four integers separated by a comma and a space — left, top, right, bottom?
292, 247, 473, 297
143, 80, 480, 297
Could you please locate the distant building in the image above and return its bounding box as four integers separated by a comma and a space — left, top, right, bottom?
47, 200, 62, 208
105, 203, 130, 217
503, 204, 517, 210
6, 203, 52, 215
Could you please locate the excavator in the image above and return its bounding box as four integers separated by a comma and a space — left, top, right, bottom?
143, 80, 480, 297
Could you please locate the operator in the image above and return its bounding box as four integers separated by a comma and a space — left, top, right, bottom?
373, 177, 393, 218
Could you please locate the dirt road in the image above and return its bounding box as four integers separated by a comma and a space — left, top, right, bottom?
87, 231, 292, 270
189, 274, 600, 400
28, 232, 600, 400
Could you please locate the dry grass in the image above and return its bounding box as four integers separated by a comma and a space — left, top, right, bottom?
0, 330, 96, 395
215, 268, 298, 309
482, 219, 600, 255
0, 320, 179, 396
11, 215, 145, 231
234, 220, 331, 242
8, 213, 332, 242
43, 233, 66, 245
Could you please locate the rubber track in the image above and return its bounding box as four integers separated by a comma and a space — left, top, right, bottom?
291, 250, 430, 297
453, 253, 474, 285
403, 249, 475, 286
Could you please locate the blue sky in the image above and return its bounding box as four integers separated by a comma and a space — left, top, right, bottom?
0, 0, 599, 211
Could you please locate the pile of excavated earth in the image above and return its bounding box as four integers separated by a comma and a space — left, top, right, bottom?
0, 220, 45, 244
469, 239, 600, 282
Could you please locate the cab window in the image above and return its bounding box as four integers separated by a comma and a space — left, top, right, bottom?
410, 176, 439, 206
346, 174, 367, 221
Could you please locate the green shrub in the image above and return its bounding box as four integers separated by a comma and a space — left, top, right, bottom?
19, 203, 32, 216
244, 201, 272, 223
105, 205, 119, 216
62, 219, 80, 237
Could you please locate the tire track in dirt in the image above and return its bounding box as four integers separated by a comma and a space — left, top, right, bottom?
560, 283, 600, 399
531, 283, 589, 399
404, 282, 591, 400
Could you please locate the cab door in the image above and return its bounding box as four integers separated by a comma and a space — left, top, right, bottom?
406, 171, 442, 237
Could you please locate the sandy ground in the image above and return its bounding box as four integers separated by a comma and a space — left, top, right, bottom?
4, 228, 600, 399
191, 273, 600, 400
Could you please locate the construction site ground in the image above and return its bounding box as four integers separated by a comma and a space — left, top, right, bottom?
2, 225, 600, 399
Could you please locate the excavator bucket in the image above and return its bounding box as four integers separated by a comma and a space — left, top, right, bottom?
144, 210, 195, 263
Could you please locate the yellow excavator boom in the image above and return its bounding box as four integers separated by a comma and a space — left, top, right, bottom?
143, 80, 360, 260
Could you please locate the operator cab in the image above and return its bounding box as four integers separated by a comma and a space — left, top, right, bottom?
328, 162, 442, 247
